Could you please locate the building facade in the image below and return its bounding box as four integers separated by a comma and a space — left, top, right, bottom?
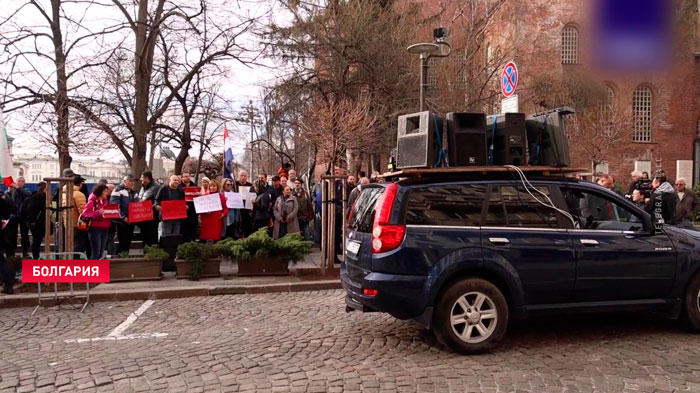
479, 0, 700, 185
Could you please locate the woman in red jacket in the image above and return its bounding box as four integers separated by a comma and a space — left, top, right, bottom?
81, 184, 113, 259
199, 179, 228, 241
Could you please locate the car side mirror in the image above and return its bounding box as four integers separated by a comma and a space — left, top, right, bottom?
645, 213, 662, 235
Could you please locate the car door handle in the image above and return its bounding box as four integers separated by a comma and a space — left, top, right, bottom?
580, 239, 599, 246
488, 237, 510, 245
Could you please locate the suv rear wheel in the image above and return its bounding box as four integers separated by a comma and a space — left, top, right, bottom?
683, 273, 700, 332
433, 278, 509, 355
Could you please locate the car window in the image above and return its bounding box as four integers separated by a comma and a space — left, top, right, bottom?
348, 187, 384, 233
484, 185, 560, 228
405, 184, 486, 226
562, 188, 644, 232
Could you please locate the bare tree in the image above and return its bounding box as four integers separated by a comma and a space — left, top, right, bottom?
528, 73, 633, 171
101, 0, 260, 178
300, 94, 377, 171
0, 0, 124, 170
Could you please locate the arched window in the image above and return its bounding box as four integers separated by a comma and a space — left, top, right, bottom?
18, 168, 23, 177
604, 85, 616, 136
561, 26, 579, 64
633, 85, 653, 142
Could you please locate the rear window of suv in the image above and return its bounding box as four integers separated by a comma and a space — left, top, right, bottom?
405, 184, 487, 226
348, 186, 385, 233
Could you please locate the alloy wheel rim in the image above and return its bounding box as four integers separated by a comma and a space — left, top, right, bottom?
450, 291, 498, 344
697, 288, 700, 313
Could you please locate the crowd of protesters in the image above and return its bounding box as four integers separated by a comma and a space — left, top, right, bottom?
4, 160, 697, 295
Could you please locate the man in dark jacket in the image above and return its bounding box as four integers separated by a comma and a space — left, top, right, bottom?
155, 175, 185, 236
645, 173, 678, 226
178, 172, 199, 242
25, 182, 47, 260
5, 177, 31, 257
675, 177, 699, 227
0, 193, 14, 293
293, 180, 313, 240
138, 171, 161, 246
110, 174, 138, 254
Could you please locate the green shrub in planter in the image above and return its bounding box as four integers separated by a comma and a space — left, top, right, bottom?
215, 228, 313, 263
144, 245, 169, 263
176, 241, 219, 280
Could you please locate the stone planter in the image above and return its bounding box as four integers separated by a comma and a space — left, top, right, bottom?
175, 258, 221, 279
237, 255, 289, 276
109, 257, 163, 282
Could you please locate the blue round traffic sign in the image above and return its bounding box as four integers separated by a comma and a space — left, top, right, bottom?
501, 62, 518, 97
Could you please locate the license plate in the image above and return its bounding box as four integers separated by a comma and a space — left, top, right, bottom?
346, 241, 361, 255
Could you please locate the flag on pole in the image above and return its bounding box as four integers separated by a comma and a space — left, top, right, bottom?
223, 125, 235, 180
0, 110, 15, 187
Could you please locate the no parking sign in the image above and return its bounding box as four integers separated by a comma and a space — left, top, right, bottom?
501, 62, 518, 97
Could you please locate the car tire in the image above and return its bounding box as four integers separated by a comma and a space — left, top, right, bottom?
683, 272, 700, 332
433, 278, 509, 355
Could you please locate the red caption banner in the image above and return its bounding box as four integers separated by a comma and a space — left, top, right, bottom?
184, 187, 201, 202
161, 199, 187, 220
22, 260, 110, 283
102, 204, 121, 219
128, 200, 154, 223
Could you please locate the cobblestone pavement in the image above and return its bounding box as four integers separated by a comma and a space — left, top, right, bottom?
1, 290, 700, 393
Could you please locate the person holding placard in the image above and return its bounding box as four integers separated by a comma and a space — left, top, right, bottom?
198, 180, 228, 241
81, 184, 114, 260
138, 171, 161, 246
155, 175, 186, 237
273, 186, 299, 239
236, 170, 254, 238
252, 180, 271, 232
178, 172, 200, 242
221, 179, 240, 239
110, 174, 139, 254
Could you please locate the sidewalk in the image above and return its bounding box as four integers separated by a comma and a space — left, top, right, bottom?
1, 249, 342, 309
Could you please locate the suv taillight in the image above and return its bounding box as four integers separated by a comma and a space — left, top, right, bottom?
372, 183, 405, 253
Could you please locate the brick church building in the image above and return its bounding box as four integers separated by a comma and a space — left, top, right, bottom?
422, 0, 700, 186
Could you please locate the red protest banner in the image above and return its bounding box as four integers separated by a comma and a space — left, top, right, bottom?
184, 187, 201, 201
161, 199, 187, 220
103, 204, 121, 219
128, 200, 154, 223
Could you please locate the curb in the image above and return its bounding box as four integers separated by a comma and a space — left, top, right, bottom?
0, 279, 341, 309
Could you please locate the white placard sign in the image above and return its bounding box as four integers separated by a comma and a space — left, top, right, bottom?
238, 186, 250, 194
244, 193, 257, 210
193, 193, 223, 214
224, 192, 244, 209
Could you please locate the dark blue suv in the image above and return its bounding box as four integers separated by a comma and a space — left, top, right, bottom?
341, 175, 700, 354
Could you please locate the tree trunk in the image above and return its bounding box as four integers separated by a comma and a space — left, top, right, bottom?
50, 0, 71, 172
131, 0, 156, 181
148, 128, 157, 170
174, 120, 191, 175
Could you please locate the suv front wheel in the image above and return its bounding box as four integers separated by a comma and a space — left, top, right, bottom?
433, 278, 509, 355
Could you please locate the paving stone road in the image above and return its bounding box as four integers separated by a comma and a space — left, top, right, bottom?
1, 290, 700, 392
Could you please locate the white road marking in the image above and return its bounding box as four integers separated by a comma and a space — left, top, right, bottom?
61, 300, 168, 344
107, 300, 155, 338
63, 332, 168, 344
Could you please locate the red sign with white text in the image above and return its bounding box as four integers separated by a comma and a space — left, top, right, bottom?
184, 187, 201, 202
22, 260, 110, 283
161, 199, 187, 220
102, 204, 121, 219
128, 200, 154, 223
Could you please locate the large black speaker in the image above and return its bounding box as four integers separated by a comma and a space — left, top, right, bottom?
397, 111, 441, 169
526, 107, 573, 167
486, 113, 528, 166
446, 112, 488, 166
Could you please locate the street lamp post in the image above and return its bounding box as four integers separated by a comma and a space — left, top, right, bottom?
407, 31, 452, 111
234, 100, 262, 175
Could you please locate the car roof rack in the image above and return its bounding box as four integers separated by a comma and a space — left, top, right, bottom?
379, 166, 587, 181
